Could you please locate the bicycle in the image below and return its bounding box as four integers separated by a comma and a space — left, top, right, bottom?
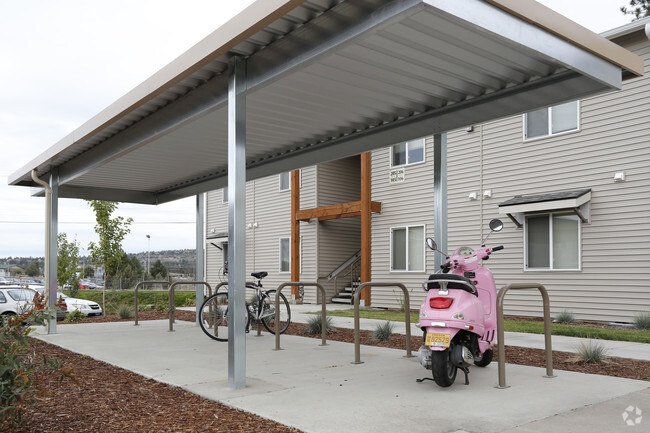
198, 271, 291, 341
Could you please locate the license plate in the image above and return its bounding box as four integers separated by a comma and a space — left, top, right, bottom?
425, 333, 451, 348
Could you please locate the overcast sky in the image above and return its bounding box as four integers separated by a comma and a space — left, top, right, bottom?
0, 0, 634, 258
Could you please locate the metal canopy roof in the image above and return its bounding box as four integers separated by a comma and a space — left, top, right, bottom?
9, 0, 642, 204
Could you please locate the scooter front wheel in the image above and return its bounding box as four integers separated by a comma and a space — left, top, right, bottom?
431, 349, 457, 387
474, 348, 493, 367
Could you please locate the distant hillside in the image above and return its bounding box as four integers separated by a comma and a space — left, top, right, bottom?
1, 249, 197, 277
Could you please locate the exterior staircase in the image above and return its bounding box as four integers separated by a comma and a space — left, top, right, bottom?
328, 250, 361, 305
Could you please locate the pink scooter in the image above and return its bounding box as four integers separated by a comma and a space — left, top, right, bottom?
417, 219, 504, 387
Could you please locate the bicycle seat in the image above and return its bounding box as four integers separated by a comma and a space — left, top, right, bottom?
251, 271, 268, 280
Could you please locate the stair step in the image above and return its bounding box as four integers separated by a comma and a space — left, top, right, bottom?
331, 297, 353, 304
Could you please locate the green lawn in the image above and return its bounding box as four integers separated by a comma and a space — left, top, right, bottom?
316, 309, 650, 344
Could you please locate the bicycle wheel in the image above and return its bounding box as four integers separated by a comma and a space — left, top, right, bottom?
259, 289, 291, 335
199, 293, 249, 341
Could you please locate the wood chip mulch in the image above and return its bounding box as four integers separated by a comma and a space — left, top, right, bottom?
12, 311, 649, 432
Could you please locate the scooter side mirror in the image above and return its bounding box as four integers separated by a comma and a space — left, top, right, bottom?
489, 219, 503, 232
426, 237, 437, 251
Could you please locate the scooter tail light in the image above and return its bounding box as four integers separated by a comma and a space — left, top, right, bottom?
429, 297, 453, 309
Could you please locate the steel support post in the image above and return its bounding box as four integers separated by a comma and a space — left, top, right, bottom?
195, 193, 205, 325
433, 133, 447, 271
47, 169, 59, 334
227, 56, 247, 390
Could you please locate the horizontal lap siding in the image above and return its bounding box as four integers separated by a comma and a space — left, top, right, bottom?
370, 138, 435, 310
315, 157, 361, 303
445, 33, 650, 322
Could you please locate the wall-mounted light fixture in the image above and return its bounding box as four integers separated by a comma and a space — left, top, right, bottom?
483, 189, 492, 199
466, 125, 474, 132
468, 192, 478, 200
614, 171, 626, 182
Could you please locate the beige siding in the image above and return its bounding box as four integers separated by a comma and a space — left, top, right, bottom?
369, 137, 436, 310
444, 32, 650, 322
313, 157, 362, 302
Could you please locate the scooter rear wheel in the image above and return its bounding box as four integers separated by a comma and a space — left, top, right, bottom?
431, 349, 457, 387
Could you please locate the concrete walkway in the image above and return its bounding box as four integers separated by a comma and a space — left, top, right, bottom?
33, 305, 650, 433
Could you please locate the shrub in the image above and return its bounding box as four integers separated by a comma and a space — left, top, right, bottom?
1, 292, 72, 431
633, 312, 650, 330
155, 302, 169, 313
555, 310, 575, 323
64, 310, 85, 323
306, 315, 335, 335
117, 304, 134, 319
371, 321, 395, 342
574, 339, 609, 363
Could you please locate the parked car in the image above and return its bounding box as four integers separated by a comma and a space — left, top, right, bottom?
34, 289, 102, 317
0, 286, 37, 318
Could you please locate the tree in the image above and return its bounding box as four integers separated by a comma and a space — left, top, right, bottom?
86, 200, 133, 313
150, 259, 168, 279
83, 265, 95, 279
621, 0, 650, 19
57, 233, 81, 296
24, 261, 40, 277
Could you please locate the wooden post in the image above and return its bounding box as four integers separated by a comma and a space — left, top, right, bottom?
291, 170, 300, 299
360, 153, 371, 306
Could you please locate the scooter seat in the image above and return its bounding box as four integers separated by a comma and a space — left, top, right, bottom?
426, 274, 478, 296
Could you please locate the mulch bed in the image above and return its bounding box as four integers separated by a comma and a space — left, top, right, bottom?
12, 310, 649, 432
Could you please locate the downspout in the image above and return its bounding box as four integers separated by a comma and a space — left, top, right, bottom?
31, 169, 55, 333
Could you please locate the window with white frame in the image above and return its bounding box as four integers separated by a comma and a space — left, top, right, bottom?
525, 212, 580, 270
524, 101, 579, 140
222, 187, 228, 204
279, 172, 290, 192
390, 225, 425, 272
279, 237, 302, 273
391, 138, 425, 167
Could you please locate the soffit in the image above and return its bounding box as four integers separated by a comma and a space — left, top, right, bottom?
9, 0, 642, 204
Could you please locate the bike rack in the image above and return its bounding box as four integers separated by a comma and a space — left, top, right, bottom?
496, 282, 555, 389
134, 280, 171, 326
274, 282, 327, 350
353, 282, 413, 364
169, 281, 212, 332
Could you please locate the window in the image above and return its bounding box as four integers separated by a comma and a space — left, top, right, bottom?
279, 172, 290, 192
0, 291, 6, 303
390, 225, 425, 272
525, 212, 580, 270
222, 187, 228, 204
279, 238, 290, 273
524, 101, 579, 140
391, 138, 425, 167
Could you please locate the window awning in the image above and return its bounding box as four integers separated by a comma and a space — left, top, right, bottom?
498, 189, 591, 228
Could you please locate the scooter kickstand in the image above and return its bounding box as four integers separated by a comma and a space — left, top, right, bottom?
460, 367, 470, 385
416, 377, 434, 383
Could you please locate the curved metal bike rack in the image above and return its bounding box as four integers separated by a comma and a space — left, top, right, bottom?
353, 282, 413, 364
496, 282, 555, 389
169, 281, 212, 332
274, 282, 327, 350
134, 280, 171, 326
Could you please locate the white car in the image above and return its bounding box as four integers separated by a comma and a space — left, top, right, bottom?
61, 293, 102, 316
0, 286, 37, 318
34, 289, 103, 317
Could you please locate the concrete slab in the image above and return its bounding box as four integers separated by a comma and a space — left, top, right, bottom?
33, 320, 650, 433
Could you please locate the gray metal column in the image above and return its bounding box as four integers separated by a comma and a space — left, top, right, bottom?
227, 56, 247, 390
195, 193, 205, 325
48, 168, 59, 334
433, 133, 448, 271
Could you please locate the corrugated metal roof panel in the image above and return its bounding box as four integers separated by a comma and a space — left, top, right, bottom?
9, 0, 642, 204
